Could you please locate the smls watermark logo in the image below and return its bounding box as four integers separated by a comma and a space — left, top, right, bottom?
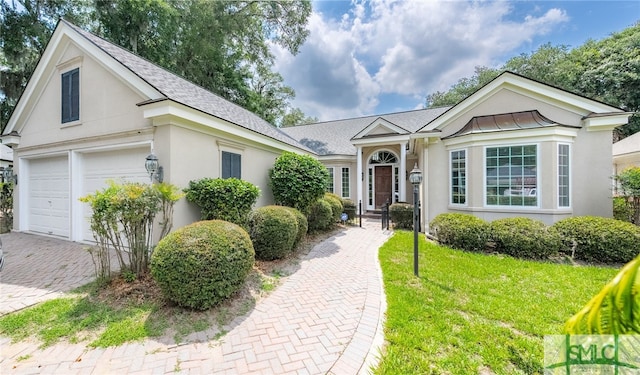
545, 335, 640, 374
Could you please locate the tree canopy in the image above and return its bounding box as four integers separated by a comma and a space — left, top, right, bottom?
426, 22, 640, 140
0, 0, 312, 131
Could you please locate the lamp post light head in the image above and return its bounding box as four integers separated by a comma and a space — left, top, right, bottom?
145, 152, 163, 183
409, 163, 423, 186
1, 166, 16, 185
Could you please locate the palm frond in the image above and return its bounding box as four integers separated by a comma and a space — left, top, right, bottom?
564, 254, 640, 334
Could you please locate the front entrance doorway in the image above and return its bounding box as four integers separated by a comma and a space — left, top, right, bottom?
375, 165, 392, 208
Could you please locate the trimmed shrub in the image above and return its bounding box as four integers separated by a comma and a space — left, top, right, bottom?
184, 178, 260, 228
324, 192, 344, 222
429, 213, 490, 252
283, 206, 308, 247
269, 152, 329, 212
307, 198, 333, 232
613, 196, 633, 223
342, 199, 357, 221
249, 206, 299, 260
552, 216, 640, 264
150, 220, 254, 310
490, 217, 562, 259
390, 203, 413, 229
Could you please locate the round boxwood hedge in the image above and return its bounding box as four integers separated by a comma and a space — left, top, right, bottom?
490, 217, 562, 259
283, 206, 308, 247
150, 220, 254, 310
249, 206, 299, 260
429, 213, 490, 252
324, 193, 344, 222
552, 216, 640, 264
307, 198, 334, 232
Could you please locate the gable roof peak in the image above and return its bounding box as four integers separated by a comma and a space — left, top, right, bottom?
6, 18, 312, 153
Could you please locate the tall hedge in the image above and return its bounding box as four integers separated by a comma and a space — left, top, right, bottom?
269, 152, 329, 213
184, 178, 260, 228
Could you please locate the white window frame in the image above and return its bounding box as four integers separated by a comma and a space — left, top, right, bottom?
341, 167, 350, 198
558, 143, 571, 208
57, 56, 83, 128
483, 143, 540, 209
449, 149, 467, 206
218, 141, 244, 180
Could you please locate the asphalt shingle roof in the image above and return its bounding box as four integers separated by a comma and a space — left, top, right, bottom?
281, 107, 451, 155
62, 20, 311, 153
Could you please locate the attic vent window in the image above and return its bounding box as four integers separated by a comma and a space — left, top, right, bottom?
61, 68, 80, 123
370, 151, 397, 164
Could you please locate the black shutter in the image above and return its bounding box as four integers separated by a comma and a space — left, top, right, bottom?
222, 151, 241, 179
62, 68, 79, 123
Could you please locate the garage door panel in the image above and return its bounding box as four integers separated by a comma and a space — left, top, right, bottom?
81, 147, 150, 242
28, 156, 70, 238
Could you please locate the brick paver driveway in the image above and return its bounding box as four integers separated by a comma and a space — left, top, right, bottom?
0, 232, 97, 315
0, 219, 391, 374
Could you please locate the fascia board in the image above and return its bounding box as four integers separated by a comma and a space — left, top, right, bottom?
350, 134, 411, 147
317, 155, 356, 163
583, 113, 632, 131
142, 101, 312, 155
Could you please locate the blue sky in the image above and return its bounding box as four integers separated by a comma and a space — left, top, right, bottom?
271, 0, 639, 121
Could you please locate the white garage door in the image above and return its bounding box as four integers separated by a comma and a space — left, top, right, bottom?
28, 156, 70, 237
81, 147, 150, 242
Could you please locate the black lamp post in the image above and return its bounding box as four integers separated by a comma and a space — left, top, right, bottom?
409, 163, 423, 277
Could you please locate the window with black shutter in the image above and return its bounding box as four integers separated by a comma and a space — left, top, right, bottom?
222, 151, 241, 179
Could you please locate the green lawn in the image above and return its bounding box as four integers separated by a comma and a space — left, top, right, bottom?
375, 231, 619, 375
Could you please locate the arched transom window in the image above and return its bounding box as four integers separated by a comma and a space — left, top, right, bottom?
369, 151, 397, 164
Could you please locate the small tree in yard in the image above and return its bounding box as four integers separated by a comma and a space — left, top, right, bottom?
614, 166, 640, 225
269, 152, 329, 213
80, 182, 182, 283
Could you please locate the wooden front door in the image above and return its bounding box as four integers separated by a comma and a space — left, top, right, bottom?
375, 166, 393, 208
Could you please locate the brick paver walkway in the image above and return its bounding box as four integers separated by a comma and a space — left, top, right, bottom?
0, 219, 391, 374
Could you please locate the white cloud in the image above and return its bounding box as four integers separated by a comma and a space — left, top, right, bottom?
273, 0, 569, 121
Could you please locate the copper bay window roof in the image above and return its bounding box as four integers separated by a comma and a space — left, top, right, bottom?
443, 110, 580, 139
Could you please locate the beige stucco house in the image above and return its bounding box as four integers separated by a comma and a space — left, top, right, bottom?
2, 20, 632, 242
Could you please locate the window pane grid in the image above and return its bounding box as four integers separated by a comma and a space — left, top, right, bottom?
368, 169, 373, 205
394, 167, 399, 201
558, 144, 570, 207
450, 150, 466, 205
486, 145, 537, 206
341, 168, 350, 198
